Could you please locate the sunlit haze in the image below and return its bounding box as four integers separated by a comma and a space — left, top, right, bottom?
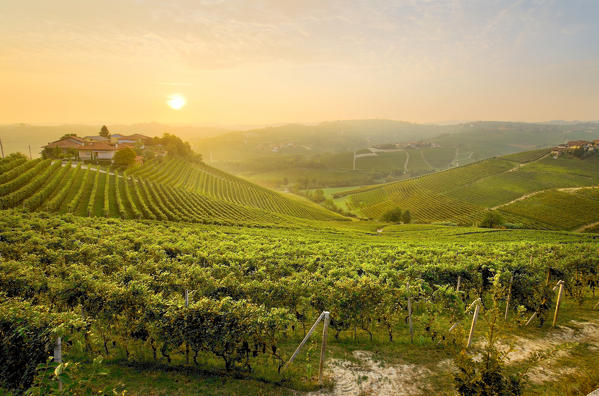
1, 0, 598, 125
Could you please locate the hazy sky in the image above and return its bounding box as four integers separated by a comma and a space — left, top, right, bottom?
1, 0, 598, 124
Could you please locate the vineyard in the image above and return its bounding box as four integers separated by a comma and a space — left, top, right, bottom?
342, 150, 599, 229
2, 210, 599, 394
0, 155, 344, 225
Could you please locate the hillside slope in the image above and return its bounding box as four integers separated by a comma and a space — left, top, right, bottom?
342, 149, 599, 230
0, 156, 345, 225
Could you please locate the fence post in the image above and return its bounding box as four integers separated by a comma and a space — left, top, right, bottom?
407, 282, 413, 343
282, 311, 326, 371
185, 289, 189, 364
456, 276, 461, 293
54, 336, 62, 391
504, 274, 514, 321
466, 301, 480, 348
524, 311, 537, 326
318, 311, 330, 384
552, 280, 564, 328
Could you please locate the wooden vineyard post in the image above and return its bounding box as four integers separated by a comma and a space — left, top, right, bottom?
28, 145, 32, 160
185, 290, 190, 364
54, 336, 62, 391
456, 276, 461, 293
0, 137, 4, 158
524, 311, 537, 326
318, 311, 330, 384
407, 282, 414, 343
282, 311, 326, 371
466, 300, 480, 348
552, 280, 565, 328
504, 274, 514, 321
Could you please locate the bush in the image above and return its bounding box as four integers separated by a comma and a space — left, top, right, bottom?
113, 148, 136, 168
381, 207, 402, 223
480, 211, 504, 228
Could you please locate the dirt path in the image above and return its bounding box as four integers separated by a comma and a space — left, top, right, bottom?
491, 189, 548, 210
308, 351, 434, 396
576, 221, 599, 233
502, 319, 599, 384
507, 152, 550, 173
310, 319, 599, 395
420, 150, 433, 170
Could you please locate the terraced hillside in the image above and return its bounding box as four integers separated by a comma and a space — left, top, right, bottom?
341, 149, 599, 230
0, 155, 345, 224
128, 158, 340, 220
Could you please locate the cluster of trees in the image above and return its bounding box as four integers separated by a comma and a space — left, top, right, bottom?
380, 207, 411, 223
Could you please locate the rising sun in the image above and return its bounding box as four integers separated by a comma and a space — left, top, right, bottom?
166, 93, 186, 110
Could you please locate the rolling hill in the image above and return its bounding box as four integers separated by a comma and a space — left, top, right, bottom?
198, 120, 599, 189
0, 155, 345, 225
340, 149, 599, 230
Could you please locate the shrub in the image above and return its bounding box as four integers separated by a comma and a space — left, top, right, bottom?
381, 207, 402, 223
480, 211, 504, 228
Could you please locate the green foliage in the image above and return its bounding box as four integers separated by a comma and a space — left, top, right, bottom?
99, 125, 110, 138
0, 297, 84, 392
453, 273, 522, 395
112, 148, 136, 168
402, 210, 411, 224
150, 133, 201, 162
381, 207, 402, 223
480, 211, 504, 228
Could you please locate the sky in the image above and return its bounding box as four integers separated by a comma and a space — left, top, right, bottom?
0, 0, 598, 125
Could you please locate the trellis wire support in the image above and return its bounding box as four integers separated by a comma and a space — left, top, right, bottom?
449, 297, 481, 333
466, 298, 481, 348
407, 282, 414, 343
282, 311, 328, 373
54, 336, 62, 391
552, 280, 565, 328
504, 274, 514, 321
318, 312, 330, 384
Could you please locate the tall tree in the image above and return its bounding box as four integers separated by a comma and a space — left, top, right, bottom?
100, 125, 110, 138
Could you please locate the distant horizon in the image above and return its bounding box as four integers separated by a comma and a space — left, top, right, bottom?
2, 118, 599, 131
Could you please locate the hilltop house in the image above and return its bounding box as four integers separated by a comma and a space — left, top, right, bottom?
43, 135, 148, 162
42, 136, 86, 157
77, 142, 117, 161
552, 140, 599, 158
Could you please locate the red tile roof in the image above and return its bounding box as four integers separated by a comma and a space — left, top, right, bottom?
78, 142, 117, 151
44, 137, 85, 149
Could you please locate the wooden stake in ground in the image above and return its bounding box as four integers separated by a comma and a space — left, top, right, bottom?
282, 311, 326, 371
28, 145, 32, 160
54, 336, 62, 391
456, 275, 461, 293
552, 280, 565, 328
0, 137, 4, 158
466, 300, 480, 348
407, 282, 414, 343
504, 274, 514, 321
185, 289, 189, 364
318, 311, 330, 384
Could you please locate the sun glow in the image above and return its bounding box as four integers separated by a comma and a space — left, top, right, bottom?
166, 94, 186, 110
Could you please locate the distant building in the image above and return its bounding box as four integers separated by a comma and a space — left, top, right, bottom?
77, 142, 117, 161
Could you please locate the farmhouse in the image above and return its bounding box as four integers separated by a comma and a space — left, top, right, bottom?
77, 142, 117, 161
43, 136, 85, 150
